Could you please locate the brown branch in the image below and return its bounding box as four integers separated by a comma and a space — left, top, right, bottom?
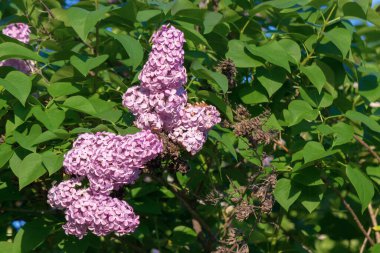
368, 204, 380, 243
360, 228, 373, 253
322, 176, 375, 246
354, 135, 380, 163
151, 174, 217, 249
168, 182, 217, 242
338, 193, 375, 245
37, 0, 55, 19
275, 139, 289, 153
360, 207, 379, 253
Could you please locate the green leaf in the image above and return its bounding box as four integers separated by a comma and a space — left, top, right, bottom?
62, 96, 122, 123
221, 133, 237, 160
14, 124, 42, 151
257, 67, 286, 97
11, 153, 46, 190
171, 0, 196, 15
191, 61, 228, 93
273, 178, 301, 211
247, 41, 290, 72
177, 21, 210, 48
0, 71, 32, 106
359, 75, 380, 102
12, 219, 52, 253
252, 0, 309, 13
47, 82, 80, 97
367, 8, 380, 27
0, 144, 13, 168
278, 39, 301, 64
0, 242, 13, 253
332, 122, 354, 146
324, 27, 352, 57
42, 151, 64, 176
0, 42, 46, 62
283, 100, 318, 126
197, 90, 233, 122
299, 87, 334, 108
302, 141, 337, 163
70, 54, 109, 76
342, 2, 367, 20
54, 6, 112, 41
136, 10, 162, 22
346, 110, 380, 133
106, 31, 144, 70
33, 129, 69, 145
33, 107, 65, 131
292, 169, 324, 186
300, 64, 326, 93
369, 244, 380, 253
237, 139, 261, 166
225, 40, 263, 68
299, 186, 324, 213
62, 96, 97, 115
346, 164, 374, 212
367, 166, 380, 185
172, 226, 197, 244
239, 84, 269, 104
203, 12, 223, 34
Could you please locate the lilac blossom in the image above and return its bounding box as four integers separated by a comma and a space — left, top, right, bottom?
139, 25, 187, 91
47, 178, 89, 210
1, 23, 34, 74
122, 24, 221, 155
63, 131, 163, 193
63, 193, 139, 238
2, 23, 30, 43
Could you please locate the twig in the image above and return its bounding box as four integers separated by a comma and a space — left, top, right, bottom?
337, 193, 375, 245
300, 4, 336, 66
360, 207, 379, 253
368, 204, 380, 242
360, 228, 373, 253
150, 174, 217, 249
322, 176, 375, 245
37, 0, 55, 19
274, 139, 289, 153
354, 135, 380, 163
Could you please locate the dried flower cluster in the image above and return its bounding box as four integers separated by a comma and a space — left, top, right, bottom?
232, 106, 275, 146
48, 24, 221, 239
213, 228, 249, 253
48, 130, 162, 238
215, 59, 237, 88
0, 23, 34, 74
123, 24, 221, 155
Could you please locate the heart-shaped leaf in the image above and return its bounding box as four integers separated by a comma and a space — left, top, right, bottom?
0, 71, 32, 106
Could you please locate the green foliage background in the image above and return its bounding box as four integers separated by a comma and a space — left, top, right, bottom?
0, 0, 380, 252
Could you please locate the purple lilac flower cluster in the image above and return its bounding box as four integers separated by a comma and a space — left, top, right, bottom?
0, 23, 34, 74
48, 24, 220, 239
123, 24, 221, 154
48, 131, 163, 238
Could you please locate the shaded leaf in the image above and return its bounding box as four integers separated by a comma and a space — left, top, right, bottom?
346, 164, 374, 212
273, 178, 301, 211
106, 31, 144, 70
